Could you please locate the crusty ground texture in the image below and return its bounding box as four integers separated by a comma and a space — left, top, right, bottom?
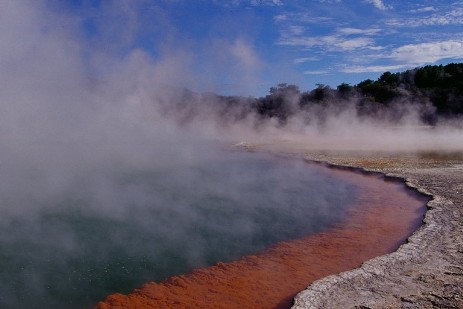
290, 151, 463, 309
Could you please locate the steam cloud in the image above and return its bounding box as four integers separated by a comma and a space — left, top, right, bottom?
0, 1, 462, 308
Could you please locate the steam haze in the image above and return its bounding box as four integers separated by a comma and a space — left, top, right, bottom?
0, 2, 351, 308
0, 1, 462, 308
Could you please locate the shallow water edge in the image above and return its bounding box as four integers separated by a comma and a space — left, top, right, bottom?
292, 151, 463, 309
95, 151, 429, 309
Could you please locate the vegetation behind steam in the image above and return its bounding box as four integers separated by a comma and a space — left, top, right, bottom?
172, 63, 463, 127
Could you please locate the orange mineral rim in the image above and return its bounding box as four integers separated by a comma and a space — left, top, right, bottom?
95, 163, 428, 309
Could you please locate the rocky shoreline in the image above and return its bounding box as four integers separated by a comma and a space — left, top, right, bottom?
291, 152, 463, 309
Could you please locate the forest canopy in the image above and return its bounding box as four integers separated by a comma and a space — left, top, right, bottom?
172, 63, 463, 126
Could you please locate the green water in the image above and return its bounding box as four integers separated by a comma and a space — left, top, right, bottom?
0, 151, 356, 308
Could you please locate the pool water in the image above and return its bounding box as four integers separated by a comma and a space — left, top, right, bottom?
0, 150, 357, 309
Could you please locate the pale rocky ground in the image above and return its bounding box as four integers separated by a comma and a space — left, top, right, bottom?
286, 151, 463, 309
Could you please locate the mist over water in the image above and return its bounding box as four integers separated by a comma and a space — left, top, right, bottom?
0, 151, 357, 308
0, 1, 462, 309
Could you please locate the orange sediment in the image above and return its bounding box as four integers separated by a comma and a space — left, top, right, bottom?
95, 164, 427, 309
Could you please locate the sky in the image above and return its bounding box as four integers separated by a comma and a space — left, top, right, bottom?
50, 0, 463, 96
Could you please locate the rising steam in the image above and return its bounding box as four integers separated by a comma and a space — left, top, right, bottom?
0, 1, 462, 308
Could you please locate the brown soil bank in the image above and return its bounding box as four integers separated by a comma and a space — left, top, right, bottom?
95, 162, 427, 309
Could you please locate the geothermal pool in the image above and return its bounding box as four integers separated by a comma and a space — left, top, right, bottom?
96, 159, 427, 309
0, 150, 359, 309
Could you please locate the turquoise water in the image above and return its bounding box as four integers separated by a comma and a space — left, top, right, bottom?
0, 151, 357, 309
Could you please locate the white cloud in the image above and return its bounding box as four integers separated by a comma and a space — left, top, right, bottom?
336, 37, 375, 50
293, 56, 319, 64
277, 21, 383, 54
340, 64, 407, 73
273, 11, 333, 25
338, 27, 381, 35
278, 36, 318, 47
278, 35, 376, 51
272, 0, 463, 77
288, 25, 305, 36
387, 8, 463, 26
365, 0, 389, 10
409, 6, 436, 13
390, 40, 463, 64
274, 14, 287, 22
338, 40, 463, 74
303, 70, 329, 75
250, 0, 283, 6
221, 0, 283, 7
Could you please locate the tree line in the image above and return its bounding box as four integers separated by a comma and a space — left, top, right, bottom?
174, 63, 463, 126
